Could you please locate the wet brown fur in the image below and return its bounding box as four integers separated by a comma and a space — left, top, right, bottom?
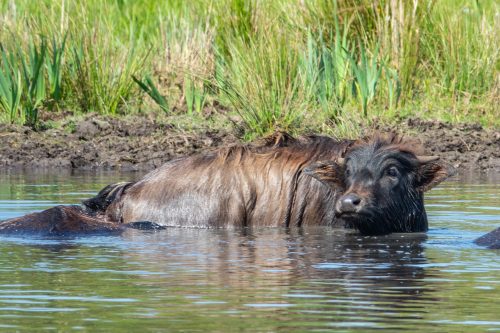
116, 132, 353, 228
0, 206, 122, 235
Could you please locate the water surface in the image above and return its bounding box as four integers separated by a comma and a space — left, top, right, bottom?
0, 170, 498, 332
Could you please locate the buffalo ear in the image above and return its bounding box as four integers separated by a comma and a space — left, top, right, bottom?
416, 159, 456, 192
303, 160, 343, 188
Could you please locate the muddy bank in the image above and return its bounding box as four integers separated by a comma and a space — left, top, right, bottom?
377, 118, 500, 174
0, 116, 237, 171
0, 115, 498, 174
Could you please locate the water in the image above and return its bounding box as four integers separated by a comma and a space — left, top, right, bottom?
0, 170, 498, 332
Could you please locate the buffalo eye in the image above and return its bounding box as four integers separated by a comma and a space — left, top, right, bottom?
385, 166, 399, 178
345, 168, 351, 177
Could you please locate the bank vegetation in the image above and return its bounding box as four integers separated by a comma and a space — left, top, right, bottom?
0, 0, 498, 138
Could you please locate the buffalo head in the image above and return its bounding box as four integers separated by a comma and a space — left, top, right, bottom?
304, 135, 456, 235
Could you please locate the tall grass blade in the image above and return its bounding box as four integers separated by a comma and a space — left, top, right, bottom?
47, 33, 67, 102
133, 75, 169, 113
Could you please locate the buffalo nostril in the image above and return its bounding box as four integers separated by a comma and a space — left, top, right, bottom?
348, 194, 361, 206
344, 193, 361, 206
338, 193, 363, 214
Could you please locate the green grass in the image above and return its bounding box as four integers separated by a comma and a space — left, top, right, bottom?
214, 33, 311, 138
421, 0, 499, 96
0, 0, 498, 135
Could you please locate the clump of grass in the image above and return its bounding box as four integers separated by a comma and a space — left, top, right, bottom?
65, 34, 145, 115
215, 33, 311, 139
349, 41, 383, 118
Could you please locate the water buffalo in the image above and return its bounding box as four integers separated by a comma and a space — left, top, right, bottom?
474, 227, 500, 249
0, 133, 455, 236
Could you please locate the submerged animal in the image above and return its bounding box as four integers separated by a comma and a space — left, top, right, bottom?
0, 133, 456, 236
474, 227, 500, 249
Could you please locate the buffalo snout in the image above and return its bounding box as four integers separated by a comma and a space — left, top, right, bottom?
336, 193, 364, 216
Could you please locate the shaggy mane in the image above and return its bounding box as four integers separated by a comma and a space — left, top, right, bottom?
347, 133, 425, 157
216, 132, 318, 161
215, 132, 425, 163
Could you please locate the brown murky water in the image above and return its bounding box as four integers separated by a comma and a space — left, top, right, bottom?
0, 170, 498, 332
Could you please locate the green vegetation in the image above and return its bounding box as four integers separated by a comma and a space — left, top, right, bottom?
0, 0, 498, 137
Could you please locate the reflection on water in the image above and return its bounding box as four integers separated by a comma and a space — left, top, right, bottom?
0, 170, 498, 332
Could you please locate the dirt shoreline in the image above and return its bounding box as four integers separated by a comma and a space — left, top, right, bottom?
0, 115, 498, 174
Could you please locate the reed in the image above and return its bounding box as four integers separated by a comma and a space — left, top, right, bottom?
133, 75, 169, 114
